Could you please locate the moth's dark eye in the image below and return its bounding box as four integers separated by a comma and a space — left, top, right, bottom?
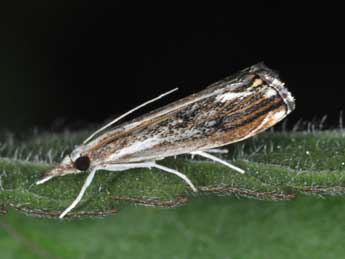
74, 156, 91, 171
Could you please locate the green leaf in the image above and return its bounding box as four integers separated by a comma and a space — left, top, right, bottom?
1, 129, 345, 218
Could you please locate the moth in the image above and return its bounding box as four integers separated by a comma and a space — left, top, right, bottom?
36, 63, 295, 218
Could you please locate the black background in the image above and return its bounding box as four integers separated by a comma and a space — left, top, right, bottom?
1, 3, 344, 131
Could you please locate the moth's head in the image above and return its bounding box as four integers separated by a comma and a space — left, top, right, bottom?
72, 155, 91, 171
59, 149, 92, 172
61, 143, 93, 171
41, 152, 91, 182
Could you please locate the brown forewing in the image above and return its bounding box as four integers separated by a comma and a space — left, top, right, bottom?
83, 64, 292, 164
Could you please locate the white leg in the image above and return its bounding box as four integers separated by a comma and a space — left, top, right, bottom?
59, 162, 157, 218
59, 167, 97, 218
205, 148, 229, 154
59, 161, 196, 218
99, 162, 156, 171
100, 162, 197, 192
152, 163, 197, 192
190, 151, 245, 174
36, 175, 54, 185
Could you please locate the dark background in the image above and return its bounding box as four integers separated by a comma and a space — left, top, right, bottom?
1, 3, 344, 131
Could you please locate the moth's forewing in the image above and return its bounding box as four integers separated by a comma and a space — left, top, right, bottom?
76, 63, 294, 165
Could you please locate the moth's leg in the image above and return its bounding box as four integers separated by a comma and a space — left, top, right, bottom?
60, 161, 197, 218
59, 167, 98, 219
36, 169, 76, 185
59, 162, 157, 219
98, 162, 156, 171
100, 162, 197, 192
36, 167, 81, 185
152, 163, 197, 192
36, 175, 54, 185
204, 148, 229, 154
190, 151, 245, 174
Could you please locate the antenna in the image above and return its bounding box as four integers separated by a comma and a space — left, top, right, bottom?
83, 88, 178, 144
